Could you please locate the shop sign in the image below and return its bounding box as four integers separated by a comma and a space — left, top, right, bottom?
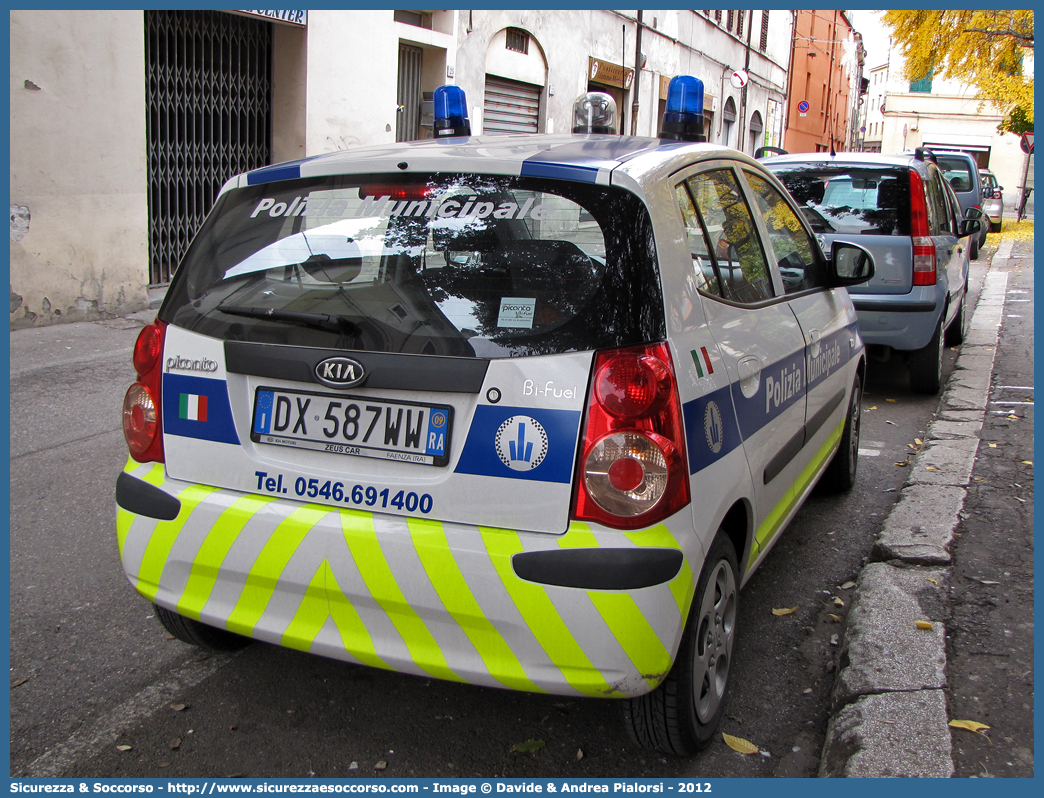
232, 10, 307, 27
589, 57, 634, 90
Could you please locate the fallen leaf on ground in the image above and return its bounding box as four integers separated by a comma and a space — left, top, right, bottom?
771, 607, 797, 616
576, 749, 584, 762
915, 620, 934, 630
867, 405, 878, 410
512, 739, 546, 754
1022, 461, 1033, 466
988, 443, 999, 448
914, 438, 923, 445
925, 466, 939, 471
169, 738, 182, 750
886, 420, 897, 425
722, 733, 759, 754
833, 596, 845, 607
374, 761, 388, 771
829, 614, 842, 623
840, 581, 855, 590
886, 398, 896, 402
928, 577, 938, 584
894, 460, 909, 467
11, 677, 29, 688
170, 703, 187, 712
949, 719, 991, 734
116, 745, 132, 752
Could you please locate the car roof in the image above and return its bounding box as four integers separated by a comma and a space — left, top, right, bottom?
221, 134, 761, 200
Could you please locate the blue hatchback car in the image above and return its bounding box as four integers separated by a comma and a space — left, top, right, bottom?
763, 150, 982, 394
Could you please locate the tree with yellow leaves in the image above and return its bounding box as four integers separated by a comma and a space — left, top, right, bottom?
882, 10, 1034, 133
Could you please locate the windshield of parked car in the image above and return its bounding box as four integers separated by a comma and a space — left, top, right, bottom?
767, 164, 911, 236
160, 173, 665, 357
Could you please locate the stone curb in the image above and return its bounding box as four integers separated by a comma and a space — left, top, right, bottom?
819, 257, 1010, 777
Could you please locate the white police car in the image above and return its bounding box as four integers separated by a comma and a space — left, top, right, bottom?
118, 78, 874, 755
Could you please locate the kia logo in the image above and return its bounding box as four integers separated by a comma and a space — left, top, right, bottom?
315, 356, 365, 388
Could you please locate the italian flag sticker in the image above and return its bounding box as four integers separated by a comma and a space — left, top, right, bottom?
691, 346, 715, 379
179, 393, 208, 422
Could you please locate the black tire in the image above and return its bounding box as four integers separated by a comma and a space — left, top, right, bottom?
909, 318, 944, 395
991, 219, 1002, 234
969, 236, 979, 261
945, 290, 967, 347
622, 534, 739, 756
154, 604, 252, 652
820, 372, 862, 493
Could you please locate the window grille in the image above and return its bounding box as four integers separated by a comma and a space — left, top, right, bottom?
760, 12, 770, 51
737, 11, 744, 38
727, 11, 734, 32
506, 28, 529, 54
145, 10, 271, 285
714, 11, 722, 24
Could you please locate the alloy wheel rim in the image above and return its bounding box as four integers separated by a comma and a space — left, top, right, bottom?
692, 559, 737, 724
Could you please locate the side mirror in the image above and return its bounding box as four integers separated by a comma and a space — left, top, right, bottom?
830, 241, 875, 285
960, 219, 982, 237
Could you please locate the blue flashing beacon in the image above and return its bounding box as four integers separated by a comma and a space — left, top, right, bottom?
433, 85, 471, 137
659, 76, 706, 142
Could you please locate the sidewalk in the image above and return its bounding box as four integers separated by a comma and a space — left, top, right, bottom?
819, 235, 1034, 776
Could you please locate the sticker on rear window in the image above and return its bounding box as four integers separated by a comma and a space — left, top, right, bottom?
497, 297, 536, 329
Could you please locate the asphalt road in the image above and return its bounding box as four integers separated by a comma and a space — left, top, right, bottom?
9, 252, 990, 778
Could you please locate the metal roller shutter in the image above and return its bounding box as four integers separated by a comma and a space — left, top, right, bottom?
482, 75, 540, 135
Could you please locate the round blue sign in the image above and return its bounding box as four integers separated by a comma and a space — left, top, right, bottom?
798, 101, 810, 113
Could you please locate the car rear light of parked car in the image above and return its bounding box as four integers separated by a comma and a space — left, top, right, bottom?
573, 342, 690, 529
123, 319, 167, 462
909, 169, 937, 286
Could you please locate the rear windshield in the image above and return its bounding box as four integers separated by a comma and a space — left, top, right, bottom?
768, 165, 911, 236
935, 156, 975, 193
160, 173, 664, 357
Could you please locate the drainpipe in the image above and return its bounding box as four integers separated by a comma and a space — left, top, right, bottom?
738, 10, 754, 153
632, 11, 643, 136
784, 11, 797, 148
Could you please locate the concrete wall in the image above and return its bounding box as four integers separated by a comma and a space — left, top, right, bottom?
9, 10, 150, 328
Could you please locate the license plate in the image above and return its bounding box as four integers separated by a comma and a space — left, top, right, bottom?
250, 387, 452, 466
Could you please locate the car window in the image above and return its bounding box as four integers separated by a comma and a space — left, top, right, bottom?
684, 168, 774, 304
673, 183, 722, 298
768, 164, 911, 236
161, 173, 666, 356
925, 166, 954, 236
936, 156, 975, 193
743, 171, 825, 294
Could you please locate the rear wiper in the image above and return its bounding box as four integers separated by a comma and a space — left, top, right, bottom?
217, 304, 357, 335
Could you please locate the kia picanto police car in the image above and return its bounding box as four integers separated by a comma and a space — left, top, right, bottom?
118, 78, 874, 755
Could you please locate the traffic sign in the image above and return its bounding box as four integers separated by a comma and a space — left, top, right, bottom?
730, 70, 749, 89
798, 101, 810, 113
1021, 132, 1034, 154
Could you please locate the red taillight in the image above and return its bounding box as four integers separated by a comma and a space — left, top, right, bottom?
123, 319, 167, 463
572, 342, 690, 529
909, 170, 936, 286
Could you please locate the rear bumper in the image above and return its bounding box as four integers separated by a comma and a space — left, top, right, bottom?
848, 288, 945, 351
116, 458, 697, 699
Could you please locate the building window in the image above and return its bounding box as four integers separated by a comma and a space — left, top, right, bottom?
505, 27, 529, 54
714, 11, 722, 25
910, 71, 934, 93
737, 11, 744, 39
726, 11, 734, 32
760, 12, 770, 52
393, 10, 432, 29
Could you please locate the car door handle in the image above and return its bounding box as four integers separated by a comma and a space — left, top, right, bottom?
808, 328, 822, 359
738, 356, 761, 399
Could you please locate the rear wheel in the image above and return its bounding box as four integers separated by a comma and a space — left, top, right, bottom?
991, 219, 1002, 233
969, 236, 979, 261
820, 372, 862, 493
623, 534, 738, 755
909, 318, 944, 395
154, 604, 252, 652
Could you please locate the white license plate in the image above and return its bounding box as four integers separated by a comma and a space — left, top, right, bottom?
250, 387, 452, 466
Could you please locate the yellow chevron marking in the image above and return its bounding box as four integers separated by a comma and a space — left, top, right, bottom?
135, 484, 220, 602
749, 419, 844, 570
141, 461, 166, 488
326, 567, 388, 671
225, 504, 330, 637
281, 561, 331, 653
176, 494, 275, 620
339, 510, 463, 684
625, 526, 694, 614
116, 508, 134, 559
557, 523, 598, 549
480, 527, 612, 697
587, 591, 672, 688
408, 518, 542, 693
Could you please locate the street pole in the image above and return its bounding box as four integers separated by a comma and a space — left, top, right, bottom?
632, 11, 643, 136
